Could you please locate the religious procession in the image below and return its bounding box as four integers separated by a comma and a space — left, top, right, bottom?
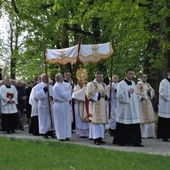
1, 1, 170, 169
0, 61, 170, 147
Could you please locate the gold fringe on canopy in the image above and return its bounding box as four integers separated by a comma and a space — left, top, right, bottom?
46, 42, 113, 65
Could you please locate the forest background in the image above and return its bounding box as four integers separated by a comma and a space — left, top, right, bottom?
0, 0, 170, 111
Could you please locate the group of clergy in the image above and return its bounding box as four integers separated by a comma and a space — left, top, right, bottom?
0, 68, 170, 146
72, 69, 170, 146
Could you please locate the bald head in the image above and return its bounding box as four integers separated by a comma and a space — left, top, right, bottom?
55, 73, 63, 82
112, 75, 119, 83
41, 73, 48, 83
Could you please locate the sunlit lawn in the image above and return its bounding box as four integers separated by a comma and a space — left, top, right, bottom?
0, 137, 169, 170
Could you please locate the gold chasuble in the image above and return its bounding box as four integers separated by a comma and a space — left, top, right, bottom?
86, 82, 108, 124
136, 82, 155, 124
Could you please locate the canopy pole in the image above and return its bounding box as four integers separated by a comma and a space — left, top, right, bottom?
109, 39, 114, 119
42, 37, 53, 129
73, 36, 82, 84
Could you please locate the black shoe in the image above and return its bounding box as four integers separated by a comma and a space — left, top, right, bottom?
119, 144, 126, 146
65, 138, 70, 141
80, 136, 88, 138
11, 130, 15, 133
95, 141, 101, 145
163, 138, 169, 142
20, 128, 24, 131
7, 131, 12, 134
100, 140, 106, 144
133, 144, 144, 147
94, 139, 101, 145
50, 135, 56, 139
99, 138, 106, 144
43, 135, 49, 139
59, 139, 65, 141
108, 129, 115, 137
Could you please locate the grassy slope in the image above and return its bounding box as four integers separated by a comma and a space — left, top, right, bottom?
0, 137, 169, 170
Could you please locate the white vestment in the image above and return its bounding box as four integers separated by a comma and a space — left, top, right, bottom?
53, 82, 72, 140
107, 82, 118, 130
35, 82, 53, 134
29, 85, 39, 117
0, 85, 18, 114
116, 80, 141, 124
72, 85, 90, 137
158, 79, 170, 118
86, 79, 108, 139
136, 81, 156, 138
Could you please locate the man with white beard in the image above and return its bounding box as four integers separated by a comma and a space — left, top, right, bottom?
53, 73, 72, 141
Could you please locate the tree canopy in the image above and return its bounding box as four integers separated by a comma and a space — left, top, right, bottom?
0, 0, 170, 85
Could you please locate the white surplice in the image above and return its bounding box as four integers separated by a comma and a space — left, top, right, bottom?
0, 85, 18, 114
116, 80, 141, 124
53, 82, 72, 140
158, 79, 170, 118
35, 82, 53, 134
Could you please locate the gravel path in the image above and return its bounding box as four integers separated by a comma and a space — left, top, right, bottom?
1, 128, 170, 156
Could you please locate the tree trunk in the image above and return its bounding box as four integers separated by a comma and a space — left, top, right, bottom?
165, 1, 170, 70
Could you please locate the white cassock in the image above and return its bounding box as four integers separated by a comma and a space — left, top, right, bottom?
53, 82, 72, 140
116, 80, 141, 124
158, 79, 170, 118
107, 82, 118, 130
72, 85, 90, 137
35, 82, 53, 134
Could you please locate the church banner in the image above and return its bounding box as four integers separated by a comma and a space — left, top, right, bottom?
46, 42, 113, 64
79, 42, 113, 63
46, 45, 78, 65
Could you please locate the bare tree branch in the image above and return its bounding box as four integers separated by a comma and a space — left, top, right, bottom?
64, 24, 94, 36
11, 0, 19, 15
41, 3, 54, 9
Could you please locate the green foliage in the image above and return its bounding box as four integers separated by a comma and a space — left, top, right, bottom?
0, 0, 169, 82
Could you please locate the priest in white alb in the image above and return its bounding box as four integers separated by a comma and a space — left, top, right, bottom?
35, 73, 54, 139
53, 73, 72, 141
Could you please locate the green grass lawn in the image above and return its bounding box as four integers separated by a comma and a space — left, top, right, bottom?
0, 137, 169, 170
